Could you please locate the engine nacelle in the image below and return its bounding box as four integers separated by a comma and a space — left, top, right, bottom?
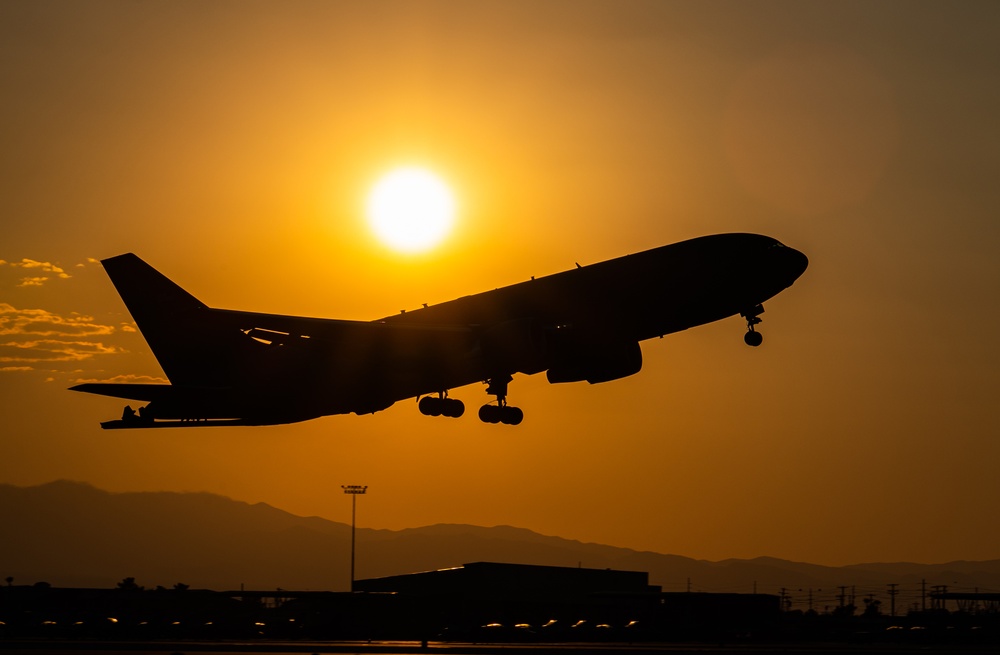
545, 338, 642, 384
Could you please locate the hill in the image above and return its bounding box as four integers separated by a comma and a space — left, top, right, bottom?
3, 480, 999, 601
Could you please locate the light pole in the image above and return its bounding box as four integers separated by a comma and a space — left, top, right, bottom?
342, 484, 367, 591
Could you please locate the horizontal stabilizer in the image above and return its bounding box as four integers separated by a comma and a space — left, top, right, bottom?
69, 383, 220, 402
100, 418, 254, 430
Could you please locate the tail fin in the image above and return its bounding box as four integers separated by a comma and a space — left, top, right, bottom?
102, 253, 206, 320
102, 254, 218, 386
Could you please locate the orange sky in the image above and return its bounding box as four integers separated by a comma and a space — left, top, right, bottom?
2, 1, 999, 567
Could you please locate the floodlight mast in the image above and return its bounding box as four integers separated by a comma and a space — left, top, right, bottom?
342, 485, 367, 592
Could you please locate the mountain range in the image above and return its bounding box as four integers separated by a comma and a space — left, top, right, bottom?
3, 480, 998, 607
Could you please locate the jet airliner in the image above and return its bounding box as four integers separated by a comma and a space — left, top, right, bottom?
71, 233, 808, 428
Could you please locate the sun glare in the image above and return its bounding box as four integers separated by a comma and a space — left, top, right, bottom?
367, 168, 456, 253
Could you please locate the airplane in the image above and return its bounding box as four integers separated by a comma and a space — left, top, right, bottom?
70, 233, 808, 428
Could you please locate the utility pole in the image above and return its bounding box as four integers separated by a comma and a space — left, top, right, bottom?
342, 484, 367, 592
887, 583, 899, 617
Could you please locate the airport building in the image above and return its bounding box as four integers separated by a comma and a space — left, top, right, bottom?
354, 561, 779, 640
356, 560, 662, 598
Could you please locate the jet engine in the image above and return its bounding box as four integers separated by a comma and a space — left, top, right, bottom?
545, 337, 642, 384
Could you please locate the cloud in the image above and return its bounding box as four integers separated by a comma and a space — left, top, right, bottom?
2, 256, 102, 287
0, 304, 124, 369
6, 258, 70, 275
0, 339, 122, 363
0, 304, 116, 337
0, 259, 72, 286
18, 276, 49, 287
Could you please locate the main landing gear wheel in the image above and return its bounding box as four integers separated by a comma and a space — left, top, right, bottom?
479, 374, 524, 425
418, 393, 465, 418
740, 304, 765, 348
478, 403, 524, 426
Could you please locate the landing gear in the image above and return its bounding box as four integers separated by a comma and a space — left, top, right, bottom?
418, 392, 465, 418
479, 375, 524, 425
478, 403, 524, 425
741, 304, 764, 347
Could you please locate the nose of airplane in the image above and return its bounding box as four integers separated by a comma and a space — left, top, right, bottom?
759, 242, 808, 288
785, 246, 809, 281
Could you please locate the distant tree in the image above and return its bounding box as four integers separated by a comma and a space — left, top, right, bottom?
173, 582, 189, 591
832, 603, 856, 618
33, 581, 51, 589
4, 576, 11, 587
116, 577, 143, 591
863, 597, 882, 618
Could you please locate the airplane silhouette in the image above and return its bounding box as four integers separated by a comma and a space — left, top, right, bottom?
71, 233, 807, 428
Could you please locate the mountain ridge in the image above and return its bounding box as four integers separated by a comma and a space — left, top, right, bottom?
3, 480, 998, 599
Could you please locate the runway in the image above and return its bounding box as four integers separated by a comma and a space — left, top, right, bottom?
1, 641, 998, 655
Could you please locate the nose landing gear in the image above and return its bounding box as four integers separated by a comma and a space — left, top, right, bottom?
479, 374, 524, 425
741, 304, 764, 347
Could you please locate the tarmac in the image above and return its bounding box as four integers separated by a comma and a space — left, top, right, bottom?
2, 641, 999, 655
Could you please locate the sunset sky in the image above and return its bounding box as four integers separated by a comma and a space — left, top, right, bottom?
2, 1, 999, 568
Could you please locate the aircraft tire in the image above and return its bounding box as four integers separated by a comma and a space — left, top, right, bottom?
479, 405, 501, 424
444, 398, 465, 418
419, 396, 441, 416
502, 406, 524, 425
744, 331, 763, 347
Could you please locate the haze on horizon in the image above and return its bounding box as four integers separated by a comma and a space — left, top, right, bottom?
2, 1, 999, 568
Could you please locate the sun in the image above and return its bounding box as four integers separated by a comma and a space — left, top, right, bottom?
367, 167, 456, 253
